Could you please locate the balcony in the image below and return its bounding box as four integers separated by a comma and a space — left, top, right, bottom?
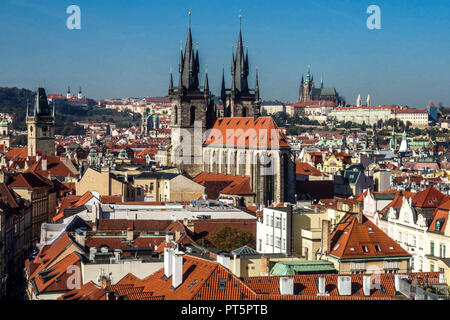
301, 228, 322, 241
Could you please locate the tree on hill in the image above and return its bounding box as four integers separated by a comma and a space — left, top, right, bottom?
206, 225, 256, 253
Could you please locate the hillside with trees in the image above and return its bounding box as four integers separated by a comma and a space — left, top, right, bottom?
0, 87, 141, 136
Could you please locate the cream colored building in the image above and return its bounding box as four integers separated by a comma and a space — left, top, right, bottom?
133, 171, 205, 202
76, 167, 135, 201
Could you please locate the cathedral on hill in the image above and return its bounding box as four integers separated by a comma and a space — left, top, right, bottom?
298, 66, 345, 106
168, 15, 295, 205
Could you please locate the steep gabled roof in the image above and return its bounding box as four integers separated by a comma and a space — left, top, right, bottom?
412, 186, 445, 208
329, 213, 410, 259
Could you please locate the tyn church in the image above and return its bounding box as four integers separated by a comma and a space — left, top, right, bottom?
169, 18, 295, 205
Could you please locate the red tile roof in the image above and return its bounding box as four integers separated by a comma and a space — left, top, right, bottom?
412, 186, 445, 208
193, 172, 253, 199
204, 117, 289, 148
329, 213, 410, 259
296, 162, 322, 176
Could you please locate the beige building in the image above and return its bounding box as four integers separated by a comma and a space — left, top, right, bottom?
76, 167, 135, 202
132, 171, 205, 202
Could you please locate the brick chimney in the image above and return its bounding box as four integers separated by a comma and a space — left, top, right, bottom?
321, 219, 331, 254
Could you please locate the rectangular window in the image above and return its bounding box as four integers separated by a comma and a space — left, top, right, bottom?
282, 218, 286, 230
430, 241, 435, 256
430, 264, 434, 272
275, 217, 281, 229
282, 238, 286, 250
270, 236, 273, 246
275, 237, 281, 249
266, 234, 269, 245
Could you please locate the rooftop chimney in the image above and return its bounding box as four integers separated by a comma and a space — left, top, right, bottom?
172, 251, 184, 289
42, 157, 47, 171
321, 219, 331, 255
317, 277, 328, 296
217, 254, 231, 270
363, 275, 371, 296
164, 247, 173, 278
279, 277, 294, 295
165, 232, 174, 244
337, 276, 352, 296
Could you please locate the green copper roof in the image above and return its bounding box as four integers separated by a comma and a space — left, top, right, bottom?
270, 260, 336, 276
0, 120, 9, 126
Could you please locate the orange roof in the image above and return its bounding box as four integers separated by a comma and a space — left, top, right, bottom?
204, 117, 289, 148
58, 281, 107, 300
329, 213, 410, 259
429, 209, 448, 233
296, 162, 322, 176
193, 172, 253, 198
4, 147, 27, 160
412, 186, 445, 208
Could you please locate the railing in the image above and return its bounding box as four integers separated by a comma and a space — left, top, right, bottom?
398, 279, 450, 300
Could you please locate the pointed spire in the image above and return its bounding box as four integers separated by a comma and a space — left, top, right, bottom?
320, 74, 324, 89
26, 99, 29, 117
169, 67, 174, 93
34, 87, 51, 116
220, 66, 227, 103
179, 11, 199, 91
366, 93, 371, 107
356, 93, 362, 107
255, 67, 260, 101
204, 64, 209, 92
52, 100, 55, 117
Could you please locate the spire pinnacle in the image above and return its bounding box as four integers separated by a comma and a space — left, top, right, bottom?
239, 9, 243, 31
188, 9, 191, 28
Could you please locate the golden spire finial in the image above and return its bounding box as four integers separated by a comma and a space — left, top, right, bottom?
239, 9, 243, 30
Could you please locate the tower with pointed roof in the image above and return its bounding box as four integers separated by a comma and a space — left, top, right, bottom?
168, 12, 215, 177
26, 87, 56, 156
298, 66, 345, 105
221, 14, 261, 118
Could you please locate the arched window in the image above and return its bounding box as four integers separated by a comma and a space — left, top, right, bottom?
190, 106, 196, 125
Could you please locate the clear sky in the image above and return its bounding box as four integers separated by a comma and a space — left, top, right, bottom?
0, 0, 449, 107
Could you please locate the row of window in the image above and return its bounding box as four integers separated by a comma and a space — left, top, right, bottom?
265, 234, 286, 250
265, 214, 286, 230
430, 241, 447, 258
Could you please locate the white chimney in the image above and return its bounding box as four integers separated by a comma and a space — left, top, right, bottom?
165, 232, 174, 244
279, 277, 294, 295
164, 247, 173, 278
172, 252, 184, 288
337, 276, 352, 296
363, 275, 371, 296
42, 158, 47, 171
317, 277, 328, 296
216, 254, 231, 270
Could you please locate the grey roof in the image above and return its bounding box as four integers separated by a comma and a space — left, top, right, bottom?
135, 171, 179, 180
231, 245, 259, 256
311, 87, 337, 96
373, 193, 397, 201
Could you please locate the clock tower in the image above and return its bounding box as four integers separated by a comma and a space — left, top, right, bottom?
26, 87, 56, 156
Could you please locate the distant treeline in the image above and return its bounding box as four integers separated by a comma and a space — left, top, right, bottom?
0, 87, 141, 136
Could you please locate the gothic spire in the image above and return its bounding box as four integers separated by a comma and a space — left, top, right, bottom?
34, 87, 51, 117
178, 11, 199, 91
255, 67, 260, 101
232, 13, 249, 95
204, 65, 209, 93
220, 67, 227, 103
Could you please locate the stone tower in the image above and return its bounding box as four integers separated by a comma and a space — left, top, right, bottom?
0, 119, 10, 148
221, 21, 261, 118
26, 87, 56, 156
169, 15, 215, 178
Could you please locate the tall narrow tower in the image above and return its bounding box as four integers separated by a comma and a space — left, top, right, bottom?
168, 12, 215, 178
26, 87, 56, 156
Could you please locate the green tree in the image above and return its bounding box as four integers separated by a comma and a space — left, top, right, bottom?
206, 225, 256, 252
11, 134, 27, 147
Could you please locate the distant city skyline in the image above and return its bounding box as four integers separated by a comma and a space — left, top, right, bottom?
0, 0, 449, 107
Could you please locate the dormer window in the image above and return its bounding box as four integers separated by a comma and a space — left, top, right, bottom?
362, 245, 369, 253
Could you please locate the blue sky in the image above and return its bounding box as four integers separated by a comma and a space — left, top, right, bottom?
0, 0, 449, 107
